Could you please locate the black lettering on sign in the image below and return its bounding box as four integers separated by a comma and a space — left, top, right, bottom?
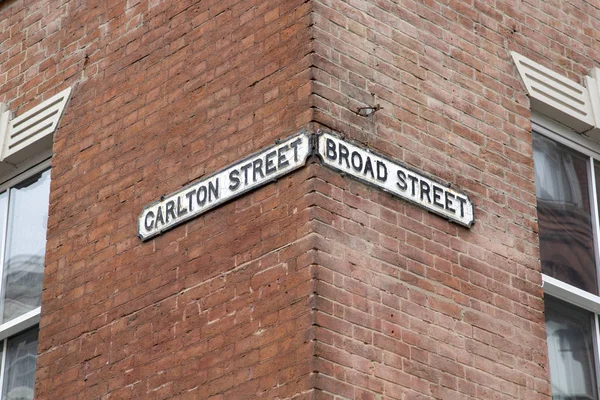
290, 138, 301, 162
166, 200, 176, 222
253, 159, 264, 182
376, 161, 387, 182
420, 180, 431, 203
197, 186, 207, 206
456, 196, 466, 218
155, 206, 165, 226
186, 189, 196, 212
445, 191, 456, 213
145, 211, 155, 231
339, 143, 350, 169
432, 185, 444, 209
407, 174, 418, 196
229, 170, 241, 191
351, 151, 362, 172
240, 163, 251, 185
209, 179, 219, 201
364, 157, 374, 179
396, 170, 407, 191
177, 196, 188, 217
278, 145, 289, 169
265, 150, 277, 175
326, 138, 337, 160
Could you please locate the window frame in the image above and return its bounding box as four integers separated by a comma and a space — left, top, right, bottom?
0, 155, 51, 331
0, 325, 39, 400
533, 111, 600, 397
0, 152, 52, 399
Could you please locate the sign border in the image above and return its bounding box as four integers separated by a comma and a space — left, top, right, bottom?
314, 129, 475, 228
138, 130, 312, 241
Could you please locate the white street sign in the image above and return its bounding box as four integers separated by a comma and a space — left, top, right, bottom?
316, 131, 474, 227
138, 132, 311, 240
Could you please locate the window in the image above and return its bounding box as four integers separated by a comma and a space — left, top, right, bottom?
545, 296, 598, 399
0, 160, 51, 400
533, 115, 600, 400
0, 87, 69, 400
534, 132, 597, 294
511, 50, 600, 400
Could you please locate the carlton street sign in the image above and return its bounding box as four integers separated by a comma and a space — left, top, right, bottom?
316, 131, 474, 227
138, 132, 311, 241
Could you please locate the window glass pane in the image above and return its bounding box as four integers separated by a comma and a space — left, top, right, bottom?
2, 326, 38, 400
2, 170, 50, 323
533, 133, 598, 294
594, 159, 600, 234
0, 191, 8, 262
545, 296, 599, 400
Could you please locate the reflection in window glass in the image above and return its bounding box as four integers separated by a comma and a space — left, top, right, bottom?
545, 296, 599, 400
2, 327, 38, 400
2, 170, 50, 323
533, 133, 597, 294
0, 191, 7, 271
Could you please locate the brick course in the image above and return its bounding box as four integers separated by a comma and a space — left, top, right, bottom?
1, 0, 600, 398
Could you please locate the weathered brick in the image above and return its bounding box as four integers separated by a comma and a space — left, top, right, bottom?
2, 0, 594, 397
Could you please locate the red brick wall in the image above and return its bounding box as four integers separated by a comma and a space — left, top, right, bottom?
308, 0, 600, 399
2, 0, 600, 398
0, 0, 316, 398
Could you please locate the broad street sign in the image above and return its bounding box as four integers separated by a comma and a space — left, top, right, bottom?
138, 132, 311, 241
316, 131, 474, 227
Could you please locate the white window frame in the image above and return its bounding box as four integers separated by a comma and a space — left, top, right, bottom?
0, 155, 52, 338
533, 111, 600, 397
0, 153, 52, 398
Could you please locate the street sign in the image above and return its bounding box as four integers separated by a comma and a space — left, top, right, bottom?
316, 131, 474, 227
138, 132, 311, 240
